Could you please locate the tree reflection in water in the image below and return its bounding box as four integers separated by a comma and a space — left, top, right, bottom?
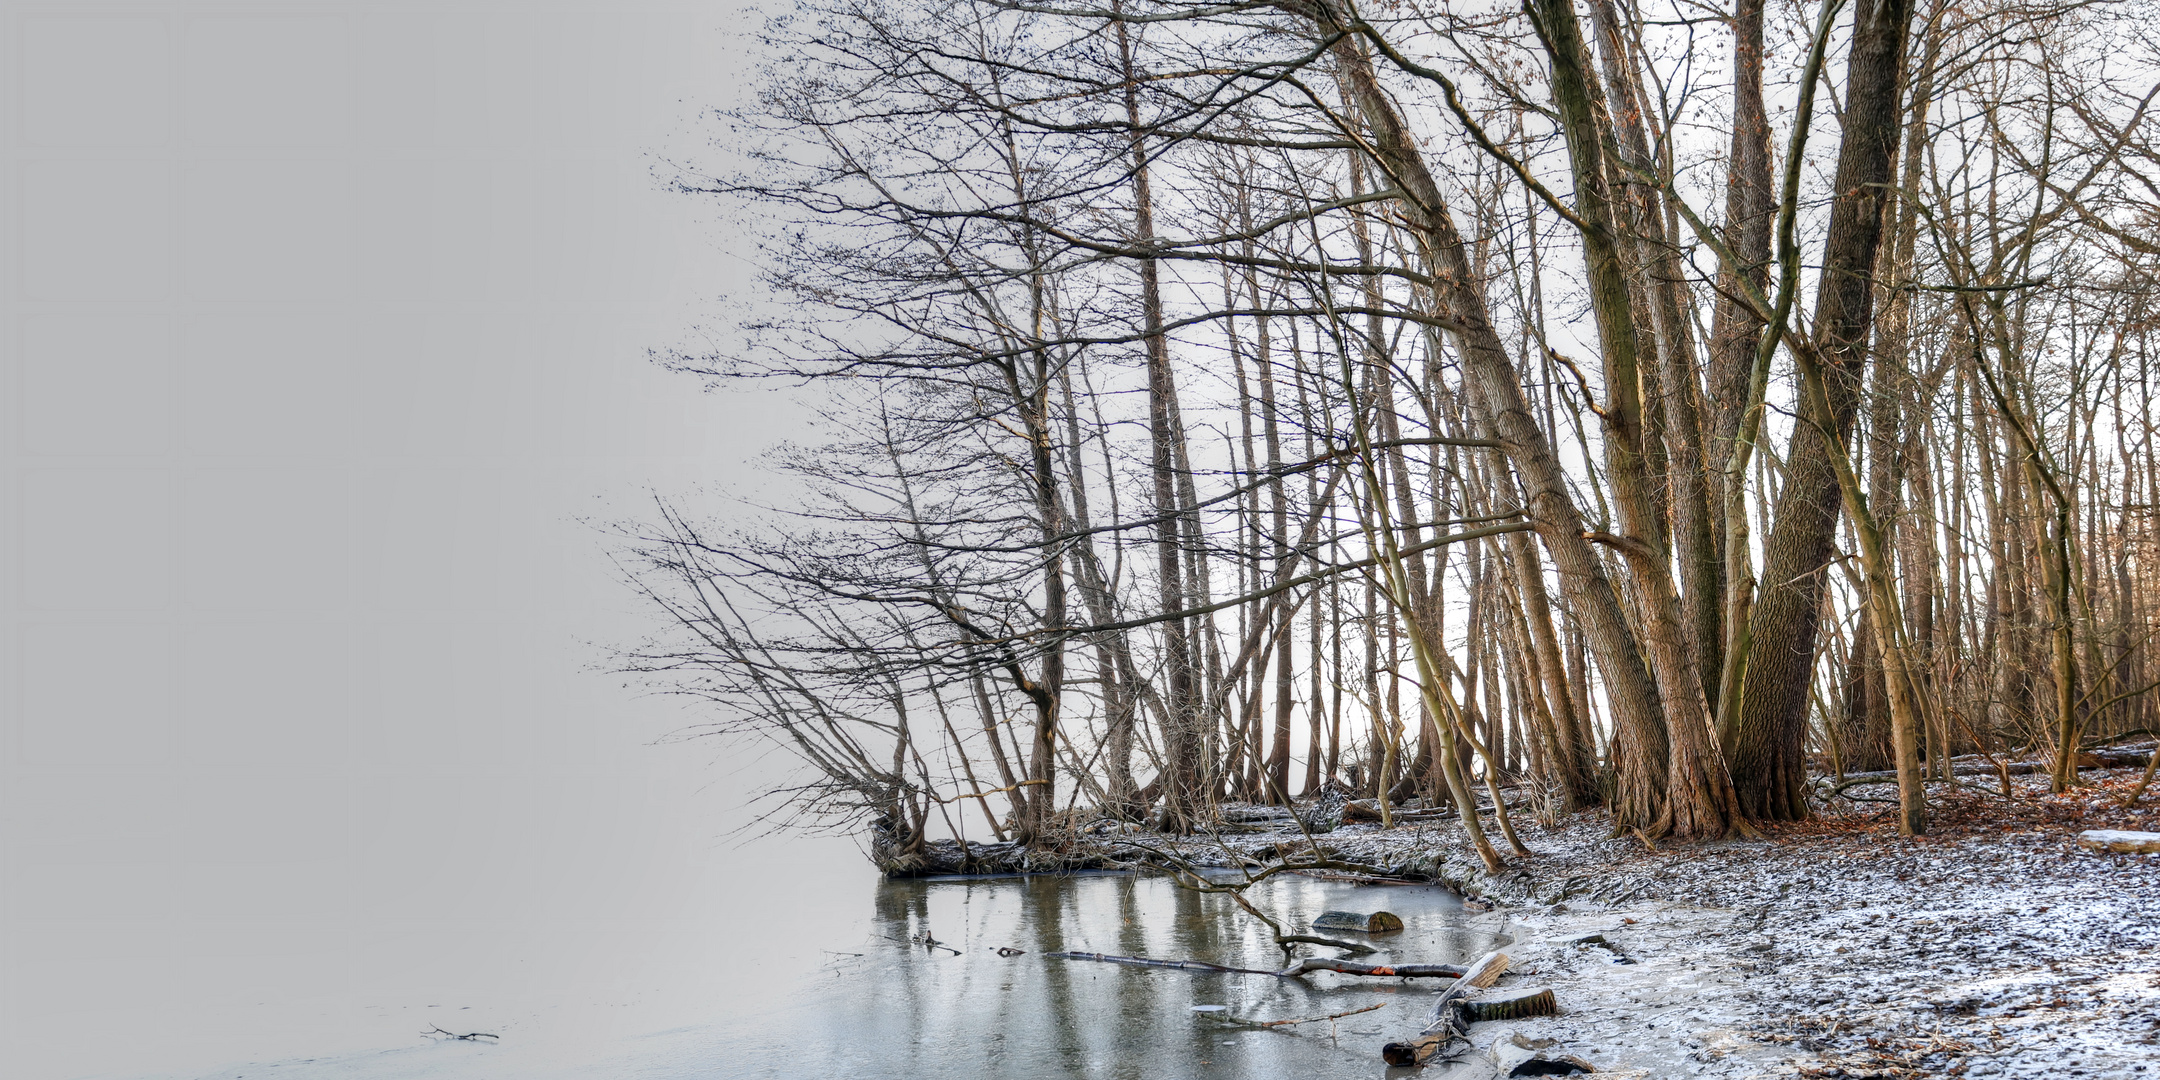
721, 870, 1494, 1079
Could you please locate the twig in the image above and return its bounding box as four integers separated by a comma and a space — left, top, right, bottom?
1046, 950, 1281, 976
1254, 1001, 1385, 1028
425, 1026, 499, 1041
1046, 950, 1467, 980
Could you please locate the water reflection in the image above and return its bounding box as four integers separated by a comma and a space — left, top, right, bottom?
713, 870, 1500, 1079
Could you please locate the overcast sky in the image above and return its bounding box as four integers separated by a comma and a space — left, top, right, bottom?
0, 5, 864, 1077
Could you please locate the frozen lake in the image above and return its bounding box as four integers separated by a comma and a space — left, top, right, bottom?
44, 852, 1487, 1080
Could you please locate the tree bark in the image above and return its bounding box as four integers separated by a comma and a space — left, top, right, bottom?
1725, 0, 1916, 821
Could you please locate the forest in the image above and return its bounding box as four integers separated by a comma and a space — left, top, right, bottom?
616, 0, 2160, 872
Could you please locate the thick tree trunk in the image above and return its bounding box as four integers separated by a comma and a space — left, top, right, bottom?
1725, 0, 1915, 821
1531, 0, 1742, 838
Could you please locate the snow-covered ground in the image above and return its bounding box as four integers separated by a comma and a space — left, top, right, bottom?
1198, 766, 2160, 1078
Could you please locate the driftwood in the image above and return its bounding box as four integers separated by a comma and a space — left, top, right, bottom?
1380, 949, 1511, 1066
1047, 950, 1467, 980
1312, 909, 1404, 933
2078, 829, 2160, 854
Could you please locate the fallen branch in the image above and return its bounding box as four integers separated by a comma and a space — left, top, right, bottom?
425, 1026, 499, 1041
1253, 1002, 1386, 1029
1277, 932, 1377, 956
1046, 951, 1282, 976
1277, 956, 1467, 978
1342, 799, 1455, 824
905, 929, 962, 955
1046, 950, 1468, 979
1824, 748, 2154, 794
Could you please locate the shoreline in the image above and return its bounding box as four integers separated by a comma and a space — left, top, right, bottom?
899, 767, 2160, 1077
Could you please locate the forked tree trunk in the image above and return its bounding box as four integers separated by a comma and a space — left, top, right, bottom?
1530, 0, 1744, 838
1726, 0, 1916, 821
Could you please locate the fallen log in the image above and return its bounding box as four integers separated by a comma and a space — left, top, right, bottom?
1289, 867, 1420, 885
1826, 748, 2154, 791
1341, 800, 1456, 824
1381, 949, 1510, 1066
2077, 829, 2160, 854
1312, 910, 1404, 933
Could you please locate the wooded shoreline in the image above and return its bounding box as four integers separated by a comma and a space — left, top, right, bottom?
631, 0, 2160, 869
878, 766, 2160, 1076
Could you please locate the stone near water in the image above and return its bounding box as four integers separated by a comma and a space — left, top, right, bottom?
1311, 909, 1403, 933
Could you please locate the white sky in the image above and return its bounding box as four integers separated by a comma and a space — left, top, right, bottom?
0, 5, 869, 1078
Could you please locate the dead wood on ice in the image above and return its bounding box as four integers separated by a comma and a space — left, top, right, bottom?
1276, 932, 1377, 955
424, 1026, 499, 1041
1242, 1002, 1386, 1029
1046, 950, 1467, 979
1276, 956, 1467, 978
1380, 948, 1510, 1066
1045, 951, 1282, 976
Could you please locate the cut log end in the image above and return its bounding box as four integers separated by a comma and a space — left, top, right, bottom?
1459, 987, 1558, 1023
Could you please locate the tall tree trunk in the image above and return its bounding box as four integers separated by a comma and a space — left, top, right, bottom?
1118, 11, 1204, 832
1725, 0, 1916, 822
1313, 14, 1675, 832
1531, 0, 1743, 838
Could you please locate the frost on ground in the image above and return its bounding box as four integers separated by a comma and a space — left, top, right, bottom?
1171, 767, 2160, 1078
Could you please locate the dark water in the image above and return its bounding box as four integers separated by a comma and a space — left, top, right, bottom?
708, 870, 1501, 1079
